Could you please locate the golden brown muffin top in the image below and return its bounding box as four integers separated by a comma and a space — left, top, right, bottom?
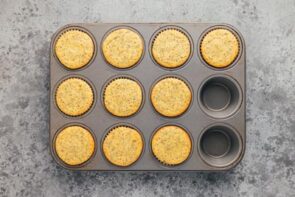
151, 77, 192, 117
55, 125, 95, 166
55, 78, 94, 116
104, 78, 143, 117
55, 29, 94, 69
200, 28, 240, 68
152, 125, 192, 165
102, 28, 144, 68
152, 29, 191, 68
103, 126, 143, 167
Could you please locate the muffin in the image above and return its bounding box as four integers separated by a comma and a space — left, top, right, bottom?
152, 125, 192, 165
152, 28, 191, 68
102, 126, 143, 167
55, 77, 94, 116
151, 77, 192, 117
102, 28, 144, 69
200, 28, 240, 68
103, 77, 143, 117
55, 125, 95, 166
55, 29, 94, 69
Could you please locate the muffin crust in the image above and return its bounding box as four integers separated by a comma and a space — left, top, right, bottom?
55, 29, 94, 69
152, 29, 191, 68
55, 78, 94, 116
152, 125, 192, 165
103, 126, 143, 167
102, 28, 144, 68
151, 77, 192, 117
200, 28, 240, 68
104, 78, 143, 117
55, 125, 95, 166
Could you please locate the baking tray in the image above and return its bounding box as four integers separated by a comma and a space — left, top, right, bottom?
49, 23, 246, 171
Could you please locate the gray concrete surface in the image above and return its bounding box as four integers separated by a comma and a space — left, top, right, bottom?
0, 0, 294, 196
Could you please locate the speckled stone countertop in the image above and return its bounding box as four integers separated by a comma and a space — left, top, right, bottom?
0, 0, 294, 196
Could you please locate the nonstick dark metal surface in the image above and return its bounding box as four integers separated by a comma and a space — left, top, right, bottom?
50, 23, 246, 171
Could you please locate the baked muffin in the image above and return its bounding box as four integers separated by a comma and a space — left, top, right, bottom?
102, 28, 144, 69
55, 77, 94, 116
152, 28, 191, 68
200, 28, 240, 68
55, 125, 95, 166
102, 126, 143, 167
152, 125, 192, 165
151, 77, 192, 117
55, 29, 94, 69
103, 77, 143, 117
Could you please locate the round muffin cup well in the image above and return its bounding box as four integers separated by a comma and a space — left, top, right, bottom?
198, 74, 242, 119
198, 123, 243, 168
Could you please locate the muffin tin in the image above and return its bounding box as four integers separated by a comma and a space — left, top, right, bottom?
50, 23, 246, 171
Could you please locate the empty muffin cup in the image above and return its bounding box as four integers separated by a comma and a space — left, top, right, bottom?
198, 75, 242, 118
198, 124, 242, 168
